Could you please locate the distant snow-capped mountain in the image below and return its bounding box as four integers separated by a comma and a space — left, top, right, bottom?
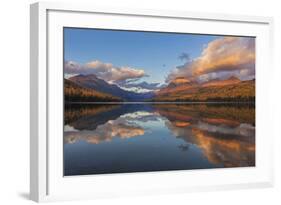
68, 74, 155, 101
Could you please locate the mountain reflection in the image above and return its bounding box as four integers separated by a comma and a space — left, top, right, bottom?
64, 103, 255, 173
64, 104, 158, 144
157, 104, 255, 167
64, 118, 145, 144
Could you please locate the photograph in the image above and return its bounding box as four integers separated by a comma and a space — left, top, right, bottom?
63, 28, 255, 176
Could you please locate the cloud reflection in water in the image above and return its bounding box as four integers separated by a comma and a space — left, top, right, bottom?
64, 103, 255, 174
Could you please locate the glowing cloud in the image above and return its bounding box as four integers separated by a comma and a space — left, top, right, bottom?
64, 60, 147, 84
167, 37, 255, 82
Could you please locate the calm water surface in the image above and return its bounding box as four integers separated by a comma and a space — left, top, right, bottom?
64, 103, 255, 176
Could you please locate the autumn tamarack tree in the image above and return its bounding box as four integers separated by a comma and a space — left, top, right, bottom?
64, 79, 122, 102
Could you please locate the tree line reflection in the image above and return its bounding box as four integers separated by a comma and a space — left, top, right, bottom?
64, 103, 255, 167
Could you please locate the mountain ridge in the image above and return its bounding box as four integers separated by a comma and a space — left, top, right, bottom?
154, 76, 255, 102
65, 74, 255, 102
68, 74, 155, 101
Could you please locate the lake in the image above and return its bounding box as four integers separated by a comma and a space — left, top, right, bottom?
64, 103, 255, 176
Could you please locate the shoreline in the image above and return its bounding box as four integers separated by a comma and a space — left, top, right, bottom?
65, 101, 255, 105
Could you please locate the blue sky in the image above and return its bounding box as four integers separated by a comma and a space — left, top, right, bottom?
64, 28, 218, 84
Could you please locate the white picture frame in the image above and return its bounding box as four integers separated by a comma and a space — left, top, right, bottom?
30, 1, 274, 202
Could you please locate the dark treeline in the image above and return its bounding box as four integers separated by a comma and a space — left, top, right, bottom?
148, 96, 255, 103
64, 79, 122, 102
64, 95, 121, 102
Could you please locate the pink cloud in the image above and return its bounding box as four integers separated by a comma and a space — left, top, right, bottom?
64, 60, 147, 83
167, 37, 255, 82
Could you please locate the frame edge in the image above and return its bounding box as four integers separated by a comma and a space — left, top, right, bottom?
30, 2, 39, 202
30, 2, 48, 202
30, 1, 274, 202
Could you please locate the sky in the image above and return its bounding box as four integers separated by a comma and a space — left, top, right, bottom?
64, 27, 255, 92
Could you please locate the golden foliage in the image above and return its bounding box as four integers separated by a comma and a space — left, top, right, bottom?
155, 80, 255, 102
64, 79, 121, 102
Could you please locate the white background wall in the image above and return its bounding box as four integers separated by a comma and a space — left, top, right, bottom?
0, 0, 280, 204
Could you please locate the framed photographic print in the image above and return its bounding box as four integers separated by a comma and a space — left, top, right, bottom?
30, 2, 274, 202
